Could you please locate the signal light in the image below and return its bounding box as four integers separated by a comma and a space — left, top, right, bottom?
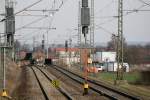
82, 26, 88, 37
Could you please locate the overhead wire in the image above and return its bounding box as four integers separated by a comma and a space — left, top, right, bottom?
94, 0, 117, 37
96, 1, 150, 20
95, 25, 115, 35
16, 0, 150, 44
94, 0, 118, 35
15, 0, 42, 15
95, 15, 118, 19
15, 15, 48, 32
59, 0, 68, 9
46, 0, 65, 45
0, 0, 43, 22
97, 18, 117, 26
138, 0, 150, 6
94, 0, 150, 44
124, 4, 150, 15
59, 0, 64, 9
123, 0, 150, 14
15, 29, 40, 39
94, 0, 147, 37
46, 0, 69, 38
22, 0, 69, 45
16, 14, 48, 17
95, 0, 115, 15
16, 0, 69, 44
95, 2, 150, 28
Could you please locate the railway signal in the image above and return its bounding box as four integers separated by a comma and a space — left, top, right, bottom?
81, 2, 90, 37
82, 26, 88, 37
80, 0, 93, 95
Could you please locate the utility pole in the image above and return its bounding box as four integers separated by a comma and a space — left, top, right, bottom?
42, 34, 45, 52
90, 0, 95, 68
0, 0, 15, 97
65, 40, 68, 67
0, 47, 3, 94
78, 1, 82, 70
3, 47, 6, 95
46, 27, 56, 58
46, 31, 49, 58
78, 1, 81, 48
46, 0, 57, 58
69, 38, 72, 67
5, 0, 15, 60
0, 34, 1, 44
116, 0, 124, 82
90, 0, 94, 48
0, 0, 4, 94
33, 37, 35, 52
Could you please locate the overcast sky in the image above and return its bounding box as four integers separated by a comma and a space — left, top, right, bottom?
0, 0, 150, 45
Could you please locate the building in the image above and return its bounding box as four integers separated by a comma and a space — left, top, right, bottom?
106, 62, 130, 72
54, 48, 80, 66
95, 51, 116, 62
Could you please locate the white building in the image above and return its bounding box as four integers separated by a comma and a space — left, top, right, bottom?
94, 51, 129, 72
95, 51, 116, 62
105, 62, 130, 72
55, 48, 80, 66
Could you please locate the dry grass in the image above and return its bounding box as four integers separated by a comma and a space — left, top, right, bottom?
58, 64, 150, 99
5, 57, 21, 96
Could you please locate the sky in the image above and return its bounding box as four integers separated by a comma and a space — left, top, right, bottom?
0, 0, 150, 46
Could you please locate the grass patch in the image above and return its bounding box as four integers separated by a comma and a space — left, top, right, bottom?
97, 71, 141, 84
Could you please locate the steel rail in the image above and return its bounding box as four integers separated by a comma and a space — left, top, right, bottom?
30, 66, 49, 100
35, 66, 74, 100
52, 65, 141, 100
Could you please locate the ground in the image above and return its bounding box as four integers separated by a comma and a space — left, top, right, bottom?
67, 63, 150, 100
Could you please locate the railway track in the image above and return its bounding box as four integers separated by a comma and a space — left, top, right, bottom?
31, 66, 74, 100
50, 65, 141, 100
46, 65, 106, 100
31, 66, 49, 100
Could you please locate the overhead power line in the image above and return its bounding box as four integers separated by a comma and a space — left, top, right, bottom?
124, 4, 150, 15
23, 27, 56, 30
124, 9, 150, 12
96, 3, 150, 26
15, 16, 48, 32
96, 18, 117, 26
95, 0, 115, 14
24, 9, 59, 12
95, 25, 114, 35
58, 0, 64, 9
16, 14, 48, 17
138, 0, 150, 6
95, 16, 118, 19
0, 0, 42, 22
15, 0, 42, 15
15, 29, 41, 39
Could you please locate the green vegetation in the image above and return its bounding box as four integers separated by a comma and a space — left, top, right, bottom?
97, 71, 141, 84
